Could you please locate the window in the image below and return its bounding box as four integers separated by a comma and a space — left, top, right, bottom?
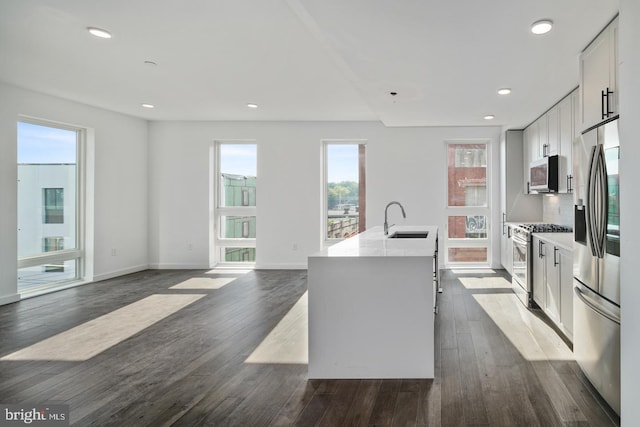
17, 120, 84, 293
444, 142, 491, 265
43, 188, 64, 223
43, 237, 64, 272
214, 142, 257, 264
324, 142, 366, 241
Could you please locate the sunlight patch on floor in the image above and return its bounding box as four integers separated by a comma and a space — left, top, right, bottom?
1, 294, 205, 362
473, 293, 573, 362
170, 277, 235, 290
245, 291, 308, 365
459, 276, 512, 289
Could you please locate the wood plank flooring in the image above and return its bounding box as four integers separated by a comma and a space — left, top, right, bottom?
0, 268, 620, 426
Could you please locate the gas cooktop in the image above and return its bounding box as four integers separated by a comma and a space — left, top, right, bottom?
517, 223, 573, 233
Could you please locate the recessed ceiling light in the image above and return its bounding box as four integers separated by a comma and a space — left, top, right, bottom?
497, 88, 511, 95
141, 103, 155, 109
87, 27, 112, 39
247, 103, 258, 109
484, 115, 495, 120
531, 20, 553, 35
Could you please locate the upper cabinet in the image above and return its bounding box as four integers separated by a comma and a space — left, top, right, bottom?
523, 88, 577, 194
579, 16, 619, 132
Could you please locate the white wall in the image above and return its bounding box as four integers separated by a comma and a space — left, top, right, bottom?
0, 83, 149, 304
148, 121, 501, 269
619, 0, 639, 423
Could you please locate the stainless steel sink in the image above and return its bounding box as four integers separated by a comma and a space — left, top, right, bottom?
387, 231, 429, 239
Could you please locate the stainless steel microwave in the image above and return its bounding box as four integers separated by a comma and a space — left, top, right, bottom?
529, 155, 558, 192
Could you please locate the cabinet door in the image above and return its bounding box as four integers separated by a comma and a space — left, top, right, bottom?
531, 119, 543, 160
559, 248, 573, 339
558, 94, 574, 193
580, 25, 612, 131
545, 246, 561, 323
542, 110, 556, 157
523, 127, 531, 193
501, 227, 513, 275
609, 17, 619, 118
532, 237, 546, 307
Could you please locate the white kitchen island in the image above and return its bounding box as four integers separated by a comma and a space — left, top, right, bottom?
307, 225, 438, 379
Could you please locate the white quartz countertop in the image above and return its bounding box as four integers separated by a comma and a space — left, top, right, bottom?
310, 225, 438, 258
532, 232, 573, 252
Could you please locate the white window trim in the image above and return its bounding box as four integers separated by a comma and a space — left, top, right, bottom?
322, 139, 367, 246
444, 140, 492, 268
212, 140, 257, 267
17, 116, 87, 289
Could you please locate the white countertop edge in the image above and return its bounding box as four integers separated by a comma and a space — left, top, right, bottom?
532, 232, 574, 252
310, 225, 438, 258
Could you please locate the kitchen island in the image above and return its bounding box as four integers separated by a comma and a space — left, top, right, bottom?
307, 225, 438, 379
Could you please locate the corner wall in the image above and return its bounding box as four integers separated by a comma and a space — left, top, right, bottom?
0, 83, 149, 304
619, 0, 640, 422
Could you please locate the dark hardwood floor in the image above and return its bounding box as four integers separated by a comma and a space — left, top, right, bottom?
0, 268, 620, 426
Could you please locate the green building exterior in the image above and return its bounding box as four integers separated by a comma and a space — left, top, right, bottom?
222, 174, 256, 262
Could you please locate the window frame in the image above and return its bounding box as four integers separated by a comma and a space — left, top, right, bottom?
212, 140, 257, 266
444, 140, 492, 267
17, 117, 86, 290
322, 140, 367, 245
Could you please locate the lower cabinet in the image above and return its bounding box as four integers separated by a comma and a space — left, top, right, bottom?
532, 237, 546, 307
501, 225, 514, 275
531, 236, 573, 341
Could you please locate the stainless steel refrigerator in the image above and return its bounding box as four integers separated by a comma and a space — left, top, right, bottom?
573, 118, 620, 415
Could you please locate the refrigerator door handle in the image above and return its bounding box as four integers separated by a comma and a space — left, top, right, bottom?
574, 286, 620, 325
596, 144, 608, 258
586, 145, 600, 257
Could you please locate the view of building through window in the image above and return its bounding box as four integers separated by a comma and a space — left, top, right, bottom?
17, 121, 81, 291
216, 143, 257, 263
446, 143, 489, 264
325, 143, 366, 240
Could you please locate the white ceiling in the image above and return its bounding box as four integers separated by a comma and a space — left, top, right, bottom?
0, 0, 619, 128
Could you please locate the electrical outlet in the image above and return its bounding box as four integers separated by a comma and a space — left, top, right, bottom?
111, 248, 117, 256
292, 243, 298, 251
188, 243, 193, 251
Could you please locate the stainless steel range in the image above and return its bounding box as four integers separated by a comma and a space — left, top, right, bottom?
511, 223, 572, 307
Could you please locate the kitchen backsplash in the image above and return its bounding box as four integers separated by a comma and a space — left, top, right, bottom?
542, 194, 574, 226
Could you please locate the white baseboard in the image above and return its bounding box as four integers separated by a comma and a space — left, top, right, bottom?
0, 293, 20, 306
93, 264, 149, 282
254, 263, 308, 270
148, 263, 210, 270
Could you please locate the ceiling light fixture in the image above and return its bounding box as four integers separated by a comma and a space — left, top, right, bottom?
531, 20, 553, 35
484, 115, 495, 120
247, 103, 258, 109
141, 103, 155, 109
87, 27, 112, 39
497, 88, 511, 95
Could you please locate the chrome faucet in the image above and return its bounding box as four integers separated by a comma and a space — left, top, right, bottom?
384, 201, 406, 235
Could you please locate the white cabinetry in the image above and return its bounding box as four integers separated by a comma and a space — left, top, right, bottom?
532, 236, 546, 308
558, 249, 573, 337
579, 16, 619, 132
531, 234, 573, 341
558, 94, 574, 193
545, 106, 559, 157
501, 225, 513, 275
523, 88, 578, 194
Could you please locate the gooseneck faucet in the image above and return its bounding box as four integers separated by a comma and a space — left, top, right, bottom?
384, 201, 406, 235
